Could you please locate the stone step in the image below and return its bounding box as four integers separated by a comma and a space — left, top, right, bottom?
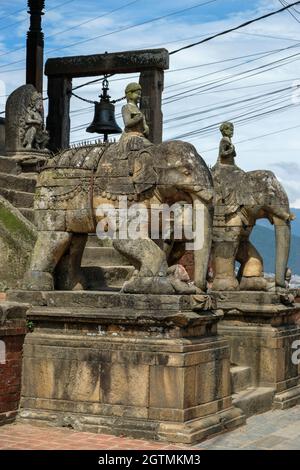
0, 155, 46, 175
7, 290, 191, 312
0, 156, 20, 174
230, 366, 252, 393
86, 234, 113, 248
0, 188, 34, 208
19, 208, 35, 224
82, 266, 134, 289
0, 172, 36, 193
19, 172, 38, 180
82, 246, 130, 267
232, 387, 275, 417
0, 301, 28, 323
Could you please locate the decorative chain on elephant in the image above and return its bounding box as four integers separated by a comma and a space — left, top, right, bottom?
24, 139, 214, 295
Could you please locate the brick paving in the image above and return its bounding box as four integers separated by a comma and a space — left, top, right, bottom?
0, 406, 300, 450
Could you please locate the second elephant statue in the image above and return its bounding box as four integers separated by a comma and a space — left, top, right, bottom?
211, 163, 294, 291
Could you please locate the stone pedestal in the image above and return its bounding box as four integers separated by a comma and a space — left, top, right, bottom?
4, 151, 47, 174
0, 302, 27, 425
7, 290, 245, 444
0, 118, 5, 154
215, 291, 300, 410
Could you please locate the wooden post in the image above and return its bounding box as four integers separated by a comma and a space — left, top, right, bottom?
26, 0, 45, 94
139, 69, 164, 144
45, 49, 169, 149
46, 76, 72, 153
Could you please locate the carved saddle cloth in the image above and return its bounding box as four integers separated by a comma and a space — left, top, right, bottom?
212, 163, 247, 224
95, 136, 157, 197
44, 139, 157, 200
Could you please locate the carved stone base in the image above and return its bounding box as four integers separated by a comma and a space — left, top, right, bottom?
4, 150, 48, 174
215, 291, 300, 411
8, 290, 245, 444
18, 407, 244, 444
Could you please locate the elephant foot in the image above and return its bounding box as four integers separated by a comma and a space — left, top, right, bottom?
212, 276, 239, 291
167, 265, 202, 294
72, 280, 86, 291
267, 284, 289, 294
56, 270, 87, 291
239, 276, 268, 291
121, 275, 175, 295
169, 278, 201, 295
23, 270, 54, 291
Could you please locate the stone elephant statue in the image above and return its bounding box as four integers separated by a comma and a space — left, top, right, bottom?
24, 140, 214, 294
211, 164, 294, 291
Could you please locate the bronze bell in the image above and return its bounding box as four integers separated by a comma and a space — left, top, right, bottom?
86, 77, 122, 141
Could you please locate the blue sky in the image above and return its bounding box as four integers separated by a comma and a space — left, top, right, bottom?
0, 0, 300, 207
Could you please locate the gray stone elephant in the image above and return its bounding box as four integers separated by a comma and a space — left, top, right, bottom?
24, 140, 214, 294
211, 163, 294, 291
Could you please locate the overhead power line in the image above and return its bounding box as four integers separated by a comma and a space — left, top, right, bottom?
0, 0, 78, 61
0, 0, 77, 33
279, 0, 300, 22
201, 125, 300, 154
0, 0, 142, 61
169, 1, 300, 55
70, 44, 294, 95
70, 85, 295, 134
45, 0, 220, 55
1, 0, 205, 69
66, 41, 300, 98
234, 30, 300, 42
163, 49, 300, 104
47, 0, 141, 40
165, 41, 300, 94
47, 0, 77, 11
0, 7, 25, 22
171, 100, 297, 141
164, 85, 295, 127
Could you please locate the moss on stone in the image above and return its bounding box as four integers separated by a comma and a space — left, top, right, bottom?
0, 205, 36, 246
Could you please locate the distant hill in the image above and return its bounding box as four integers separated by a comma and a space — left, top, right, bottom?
257, 208, 300, 238
251, 225, 300, 275
291, 208, 300, 237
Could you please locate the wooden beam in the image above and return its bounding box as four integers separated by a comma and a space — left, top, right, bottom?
46, 76, 72, 153
26, 0, 45, 94
139, 69, 164, 144
45, 48, 169, 78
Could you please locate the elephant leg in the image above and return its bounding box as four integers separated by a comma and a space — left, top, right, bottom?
237, 240, 267, 291
166, 240, 186, 266
24, 231, 72, 291
211, 240, 239, 291
113, 238, 168, 277
55, 233, 88, 291
113, 238, 178, 294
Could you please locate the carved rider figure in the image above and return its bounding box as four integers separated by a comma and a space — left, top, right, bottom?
119, 82, 151, 152
118, 82, 156, 193
23, 91, 49, 151
218, 121, 236, 166
212, 121, 245, 222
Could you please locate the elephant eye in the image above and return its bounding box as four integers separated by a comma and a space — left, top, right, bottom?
183, 169, 191, 175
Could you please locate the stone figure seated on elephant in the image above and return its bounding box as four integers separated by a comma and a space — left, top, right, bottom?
23, 139, 213, 295
210, 122, 294, 291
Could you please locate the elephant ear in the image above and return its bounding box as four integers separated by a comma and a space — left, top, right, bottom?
132, 150, 158, 194
240, 171, 275, 207
235, 173, 258, 207
212, 164, 246, 217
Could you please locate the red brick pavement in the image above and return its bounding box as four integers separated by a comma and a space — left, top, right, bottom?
0, 423, 197, 450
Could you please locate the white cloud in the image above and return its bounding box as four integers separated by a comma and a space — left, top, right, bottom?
0, 0, 300, 203
292, 199, 300, 209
